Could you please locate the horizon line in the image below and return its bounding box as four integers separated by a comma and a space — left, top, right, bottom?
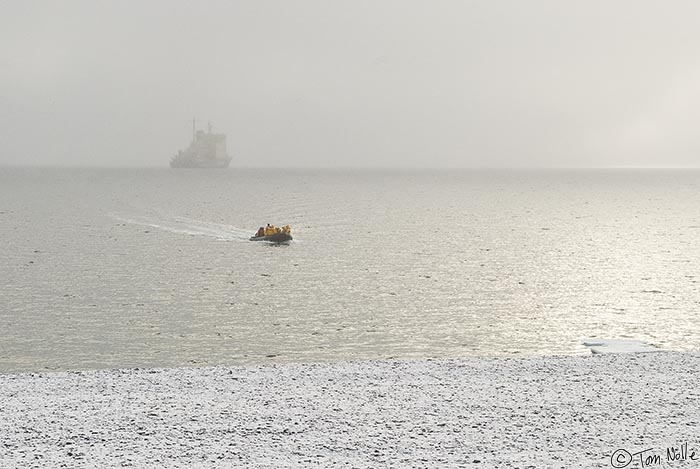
2, 163, 700, 171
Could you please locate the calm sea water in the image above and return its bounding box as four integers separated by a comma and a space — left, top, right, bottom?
1, 167, 699, 372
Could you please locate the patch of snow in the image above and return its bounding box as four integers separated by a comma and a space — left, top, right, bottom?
583, 338, 659, 354
1, 352, 696, 467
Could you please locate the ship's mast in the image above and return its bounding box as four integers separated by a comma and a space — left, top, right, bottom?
192, 117, 196, 141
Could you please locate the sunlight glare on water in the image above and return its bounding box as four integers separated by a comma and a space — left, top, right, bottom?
1, 167, 699, 372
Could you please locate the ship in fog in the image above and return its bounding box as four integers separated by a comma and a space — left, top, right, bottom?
170, 119, 232, 169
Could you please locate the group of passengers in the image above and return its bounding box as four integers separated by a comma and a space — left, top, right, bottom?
255, 223, 291, 237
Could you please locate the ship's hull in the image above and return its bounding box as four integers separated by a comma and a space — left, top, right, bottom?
249, 233, 293, 243
170, 157, 232, 169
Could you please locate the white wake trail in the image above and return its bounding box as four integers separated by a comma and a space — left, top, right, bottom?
109, 211, 252, 241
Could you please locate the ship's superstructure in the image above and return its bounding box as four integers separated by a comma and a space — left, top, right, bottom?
170, 120, 232, 168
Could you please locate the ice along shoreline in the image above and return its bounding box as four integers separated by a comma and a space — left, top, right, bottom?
1, 351, 698, 468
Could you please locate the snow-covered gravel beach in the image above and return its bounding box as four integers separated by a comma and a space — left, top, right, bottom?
1, 352, 699, 468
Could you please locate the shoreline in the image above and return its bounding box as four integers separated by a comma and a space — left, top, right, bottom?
1, 352, 697, 467
0, 349, 594, 376
0, 336, 653, 376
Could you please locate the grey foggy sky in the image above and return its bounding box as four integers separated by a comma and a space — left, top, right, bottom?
2, 1, 700, 169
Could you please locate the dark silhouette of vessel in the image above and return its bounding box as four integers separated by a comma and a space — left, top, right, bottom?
170, 119, 232, 169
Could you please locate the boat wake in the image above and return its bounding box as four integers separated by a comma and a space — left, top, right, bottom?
109, 211, 252, 241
